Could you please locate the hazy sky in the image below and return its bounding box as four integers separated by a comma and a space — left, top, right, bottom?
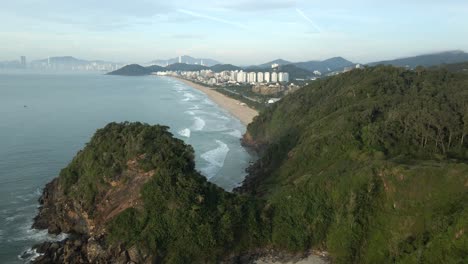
1, 0, 467, 64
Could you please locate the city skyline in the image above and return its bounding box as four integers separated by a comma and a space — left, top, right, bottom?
1, 0, 468, 64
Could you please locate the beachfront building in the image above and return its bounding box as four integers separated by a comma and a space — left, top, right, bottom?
248, 72, 256, 83
230, 71, 238, 82
271, 72, 278, 83
257, 72, 264, 83
237, 71, 247, 83
278, 72, 289, 83
264, 72, 270, 83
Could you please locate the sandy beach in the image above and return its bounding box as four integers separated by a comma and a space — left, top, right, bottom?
176, 78, 258, 125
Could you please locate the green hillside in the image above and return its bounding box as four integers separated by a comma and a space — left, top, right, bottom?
55, 122, 267, 263
240, 66, 468, 263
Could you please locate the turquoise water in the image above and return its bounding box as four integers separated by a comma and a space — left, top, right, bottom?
0, 70, 254, 263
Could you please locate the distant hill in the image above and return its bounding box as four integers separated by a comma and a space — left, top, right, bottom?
210, 64, 242, 72
108, 63, 211, 76
165, 63, 209, 71
436, 62, 468, 73
149, 55, 221, 67
293, 57, 355, 73
279, 64, 316, 79
31, 56, 88, 65
107, 64, 153, 76
251, 57, 355, 74
368, 50, 468, 68
256, 59, 292, 69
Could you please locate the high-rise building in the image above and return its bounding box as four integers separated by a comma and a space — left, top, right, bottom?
20, 56, 26, 68
230, 71, 238, 81
271, 72, 278, 83
248, 72, 256, 83
264, 72, 270, 83
237, 71, 246, 83
278, 72, 289, 82
257, 72, 264, 83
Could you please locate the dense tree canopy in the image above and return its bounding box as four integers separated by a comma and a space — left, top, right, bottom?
243, 66, 468, 263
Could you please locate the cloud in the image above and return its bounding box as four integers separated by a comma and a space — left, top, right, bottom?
0, 0, 171, 31
217, 0, 297, 12
177, 9, 249, 30
296, 8, 322, 33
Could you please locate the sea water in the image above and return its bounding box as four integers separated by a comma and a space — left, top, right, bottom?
0, 70, 254, 263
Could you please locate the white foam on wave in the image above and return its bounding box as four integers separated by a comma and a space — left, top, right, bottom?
200, 140, 230, 179
213, 113, 230, 120
19, 247, 43, 263
191, 117, 206, 131
10, 222, 69, 243
203, 98, 215, 105
182, 92, 196, 102
178, 128, 191, 138
185, 110, 195, 116
189, 105, 200, 110
225, 129, 243, 138
14, 188, 43, 203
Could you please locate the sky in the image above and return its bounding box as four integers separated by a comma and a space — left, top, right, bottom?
1, 0, 468, 64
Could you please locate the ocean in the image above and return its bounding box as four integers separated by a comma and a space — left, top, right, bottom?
0, 70, 254, 263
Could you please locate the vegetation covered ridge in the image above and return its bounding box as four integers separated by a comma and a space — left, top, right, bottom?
238, 65, 468, 263
33, 122, 268, 263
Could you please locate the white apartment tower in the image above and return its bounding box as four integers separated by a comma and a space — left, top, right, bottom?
278, 72, 290, 82
257, 72, 264, 83
248, 72, 257, 83
264, 72, 270, 83
271, 72, 278, 83
237, 71, 247, 83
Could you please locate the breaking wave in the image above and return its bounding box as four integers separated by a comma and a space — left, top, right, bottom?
178, 128, 191, 138
191, 117, 206, 131
200, 140, 229, 179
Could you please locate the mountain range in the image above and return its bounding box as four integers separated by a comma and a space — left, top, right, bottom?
30, 56, 119, 66
149, 55, 221, 67
107, 50, 468, 79
368, 50, 468, 68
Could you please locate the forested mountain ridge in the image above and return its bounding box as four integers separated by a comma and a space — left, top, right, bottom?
239, 65, 468, 263
33, 66, 468, 264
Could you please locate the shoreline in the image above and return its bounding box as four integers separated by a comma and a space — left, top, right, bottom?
173, 77, 258, 126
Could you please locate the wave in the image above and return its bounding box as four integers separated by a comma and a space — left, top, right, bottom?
185, 110, 195, 116
189, 105, 200, 110
10, 222, 68, 243
19, 248, 42, 263
178, 128, 191, 138
191, 117, 206, 131
225, 129, 243, 138
203, 98, 215, 106
182, 92, 196, 102
200, 140, 230, 179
